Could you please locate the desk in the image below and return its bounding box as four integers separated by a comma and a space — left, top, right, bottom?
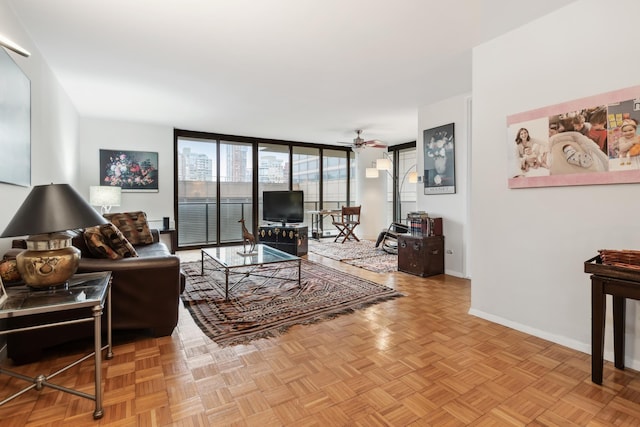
307, 210, 340, 239
0, 272, 113, 419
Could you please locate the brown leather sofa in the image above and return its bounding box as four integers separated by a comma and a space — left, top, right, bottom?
6, 229, 185, 364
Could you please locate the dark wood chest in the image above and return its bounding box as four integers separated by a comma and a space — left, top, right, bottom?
397, 234, 444, 277
258, 225, 308, 256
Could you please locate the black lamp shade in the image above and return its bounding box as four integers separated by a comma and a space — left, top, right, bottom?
1, 183, 108, 237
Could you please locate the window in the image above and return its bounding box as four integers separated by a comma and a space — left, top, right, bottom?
176, 137, 217, 246
388, 143, 417, 222
292, 146, 319, 228
258, 144, 289, 223
175, 130, 353, 249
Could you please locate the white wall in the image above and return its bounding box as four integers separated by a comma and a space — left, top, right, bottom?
0, 2, 80, 255
78, 118, 175, 227
471, 0, 640, 368
417, 94, 470, 278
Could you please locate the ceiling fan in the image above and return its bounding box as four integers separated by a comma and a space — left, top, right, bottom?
340, 130, 387, 151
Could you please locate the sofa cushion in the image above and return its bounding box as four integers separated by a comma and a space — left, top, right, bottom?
84, 224, 138, 260
104, 211, 154, 245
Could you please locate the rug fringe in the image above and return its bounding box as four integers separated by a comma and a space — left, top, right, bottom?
210, 293, 403, 347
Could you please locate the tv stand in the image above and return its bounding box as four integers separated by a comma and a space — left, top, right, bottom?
258, 224, 308, 256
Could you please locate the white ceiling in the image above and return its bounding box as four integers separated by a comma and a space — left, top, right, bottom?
7, 0, 576, 146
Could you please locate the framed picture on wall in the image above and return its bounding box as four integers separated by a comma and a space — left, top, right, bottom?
99, 149, 159, 192
0, 48, 31, 187
423, 123, 456, 194
507, 84, 640, 189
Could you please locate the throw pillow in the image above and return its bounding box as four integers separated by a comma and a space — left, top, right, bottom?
84, 224, 138, 260
99, 223, 138, 258
0, 259, 21, 282
104, 211, 154, 245
84, 226, 120, 259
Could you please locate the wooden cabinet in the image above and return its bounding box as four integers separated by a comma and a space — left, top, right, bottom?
397, 234, 444, 277
258, 225, 308, 256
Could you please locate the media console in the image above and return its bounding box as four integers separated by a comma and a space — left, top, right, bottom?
258, 224, 308, 256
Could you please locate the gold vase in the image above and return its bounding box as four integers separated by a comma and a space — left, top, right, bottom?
16, 233, 80, 288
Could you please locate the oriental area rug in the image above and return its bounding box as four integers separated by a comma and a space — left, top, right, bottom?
307, 239, 398, 273
180, 259, 403, 347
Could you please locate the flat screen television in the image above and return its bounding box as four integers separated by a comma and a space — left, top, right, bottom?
263, 190, 304, 225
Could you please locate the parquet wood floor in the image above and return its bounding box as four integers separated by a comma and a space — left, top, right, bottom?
1, 250, 640, 426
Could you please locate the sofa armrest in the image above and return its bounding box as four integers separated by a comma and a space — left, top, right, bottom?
77, 254, 182, 335
78, 254, 179, 271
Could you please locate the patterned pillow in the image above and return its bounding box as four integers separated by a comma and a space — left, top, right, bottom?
103, 211, 153, 245
84, 224, 138, 260
84, 226, 120, 259
99, 223, 138, 258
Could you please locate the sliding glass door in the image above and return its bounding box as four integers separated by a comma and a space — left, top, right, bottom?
175, 130, 353, 249
292, 146, 319, 228
219, 141, 253, 243
258, 144, 290, 223
176, 137, 217, 246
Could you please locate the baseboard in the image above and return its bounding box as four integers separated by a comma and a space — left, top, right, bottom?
468, 308, 591, 353
468, 307, 640, 373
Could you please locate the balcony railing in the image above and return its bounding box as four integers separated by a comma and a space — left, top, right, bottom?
177, 200, 348, 248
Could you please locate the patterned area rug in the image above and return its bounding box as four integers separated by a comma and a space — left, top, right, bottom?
307, 239, 398, 273
180, 260, 403, 347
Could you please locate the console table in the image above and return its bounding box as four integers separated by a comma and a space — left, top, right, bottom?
0, 271, 113, 419
258, 224, 308, 256
307, 210, 340, 239
584, 254, 640, 384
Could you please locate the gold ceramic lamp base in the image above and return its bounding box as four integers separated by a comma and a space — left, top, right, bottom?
16, 233, 81, 289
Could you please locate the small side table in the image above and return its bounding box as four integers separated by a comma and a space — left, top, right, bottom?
159, 228, 177, 254
589, 274, 640, 384
0, 271, 113, 419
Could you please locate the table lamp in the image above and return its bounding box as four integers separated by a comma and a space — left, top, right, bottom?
0, 183, 108, 289
89, 185, 121, 214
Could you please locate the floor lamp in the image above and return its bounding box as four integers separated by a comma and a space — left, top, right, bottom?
367, 153, 418, 221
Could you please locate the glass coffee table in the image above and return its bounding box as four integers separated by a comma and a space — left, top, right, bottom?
201, 244, 301, 301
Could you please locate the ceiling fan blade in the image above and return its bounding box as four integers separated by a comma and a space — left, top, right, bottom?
364, 139, 387, 148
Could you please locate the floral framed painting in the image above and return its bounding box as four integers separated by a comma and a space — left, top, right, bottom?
99, 149, 159, 192
424, 123, 455, 194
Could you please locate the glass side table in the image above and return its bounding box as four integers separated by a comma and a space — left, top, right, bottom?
0, 271, 112, 420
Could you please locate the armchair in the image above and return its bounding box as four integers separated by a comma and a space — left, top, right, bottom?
375, 222, 409, 254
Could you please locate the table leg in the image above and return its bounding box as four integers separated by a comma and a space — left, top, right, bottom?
225, 268, 229, 301
613, 295, 626, 370
92, 305, 104, 420
298, 259, 301, 287
106, 284, 113, 360
591, 277, 605, 384
201, 250, 204, 275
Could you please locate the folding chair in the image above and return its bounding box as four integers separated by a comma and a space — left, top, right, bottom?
331, 206, 361, 243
